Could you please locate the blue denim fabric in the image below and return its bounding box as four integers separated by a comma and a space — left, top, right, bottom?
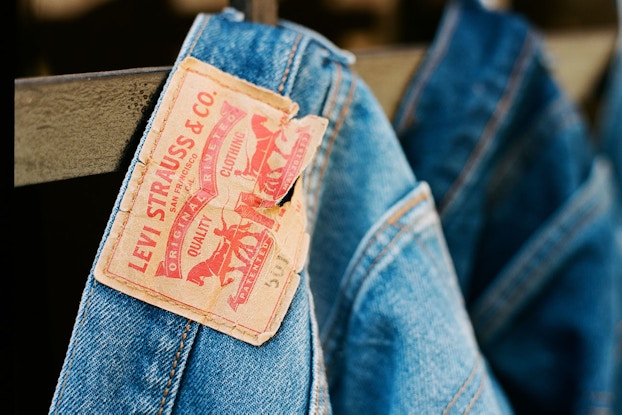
48, 12, 333, 415
599, 43, 622, 220
394, 1, 621, 413
49, 7, 513, 415
597, 31, 622, 415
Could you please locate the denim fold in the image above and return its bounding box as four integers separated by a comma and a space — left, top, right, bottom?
395, 1, 622, 413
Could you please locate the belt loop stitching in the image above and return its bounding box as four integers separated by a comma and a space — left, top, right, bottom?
309, 74, 357, 225
279, 34, 303, 95
157, 320, 193, 415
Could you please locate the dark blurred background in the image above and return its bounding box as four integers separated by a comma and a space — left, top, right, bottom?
13, 0, 618, 413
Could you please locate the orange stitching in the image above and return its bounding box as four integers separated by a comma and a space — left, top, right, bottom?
442, 357, 480, 415
388, 192, 427, 225
279, 34, 303, 94
310, 75, 357, 221
158, 321, 192, 415
463, 369, 485, 415
306, 63, 341, 231
349, 191, 428, 282
365, 220, 412, 274
323, 64, 342, 119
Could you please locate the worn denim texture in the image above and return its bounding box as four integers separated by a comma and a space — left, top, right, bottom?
394, 1, 621, 413
49, 7, 512, 414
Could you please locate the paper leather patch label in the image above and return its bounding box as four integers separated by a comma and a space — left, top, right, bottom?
94, 57, 327, 346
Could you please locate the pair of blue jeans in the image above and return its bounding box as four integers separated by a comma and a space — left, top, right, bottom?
394, 0, 622, 413
49, 6, 511, 415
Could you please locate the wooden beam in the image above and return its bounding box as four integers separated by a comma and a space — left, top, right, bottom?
15, 67, 169, 187
14, 28, 617, 187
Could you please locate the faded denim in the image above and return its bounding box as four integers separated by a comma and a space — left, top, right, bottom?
394, 1, 622, 413
49, 7, 513, 415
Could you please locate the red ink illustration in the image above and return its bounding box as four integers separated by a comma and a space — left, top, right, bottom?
236, 116, 314, 204
228, 232, 274, 311
236, 114, 287, 179
187, 217, 267, 288
152, 101, 312, 311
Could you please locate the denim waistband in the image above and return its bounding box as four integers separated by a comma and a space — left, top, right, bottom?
178, 7, 355, 95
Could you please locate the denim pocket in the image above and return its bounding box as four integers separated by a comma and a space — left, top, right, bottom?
319, 183, 512, 414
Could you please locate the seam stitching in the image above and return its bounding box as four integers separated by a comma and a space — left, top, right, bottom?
463, 370, 485, 415
321, 191, 429, 348
442, 356, 481, 415
157, 320, 192, 415
476, 197, 603, 341
310, 75, 357, 223
279, 34, 303, 94
472, 172, 608, 341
